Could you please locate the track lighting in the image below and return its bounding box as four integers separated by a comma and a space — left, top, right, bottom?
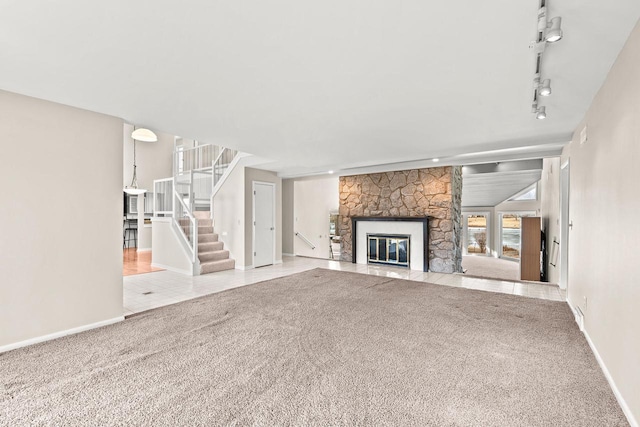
539, 79, 552, 96
531, 1, 563, 119
545, 17, 563, 43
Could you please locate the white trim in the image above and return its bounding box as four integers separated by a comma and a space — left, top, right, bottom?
235, 264, 254, 271
282, 253, 296, 257
567, 299, 638, 427
0, 316, 125, 354
275, 259, 283, 265
136, 248, 151, 253
150, 262, 192, 276
252, 181, 277, 268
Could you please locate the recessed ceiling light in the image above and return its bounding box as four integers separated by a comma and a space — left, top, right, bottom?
432, 158, 439, 162
328, 170, 334, 174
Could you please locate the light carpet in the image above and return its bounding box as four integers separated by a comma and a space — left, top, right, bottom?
0, 269, 627, 426
462, 255, 520, 282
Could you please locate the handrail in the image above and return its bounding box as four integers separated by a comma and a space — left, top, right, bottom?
212, 147, 227, 167
173, 189, 198, 263
295, 232, 316, 250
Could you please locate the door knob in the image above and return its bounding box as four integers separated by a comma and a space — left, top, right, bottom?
270, 227, 274, 231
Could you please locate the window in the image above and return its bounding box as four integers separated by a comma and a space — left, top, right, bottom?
509, 184, 537, 201
463, 213, 490, 256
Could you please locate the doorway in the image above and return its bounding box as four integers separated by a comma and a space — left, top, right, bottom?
253, 181, 276, 268
559, 161, 570, 290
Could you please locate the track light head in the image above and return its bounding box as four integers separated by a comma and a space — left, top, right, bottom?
545, 17, 563, 43
539, 79, 552, 96
536, 106, 547, 120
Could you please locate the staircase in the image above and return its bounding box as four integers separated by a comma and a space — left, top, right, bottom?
154, 144, 242, 276
193, 211, 235, 274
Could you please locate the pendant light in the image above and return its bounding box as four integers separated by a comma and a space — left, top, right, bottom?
124, 126, 157, 195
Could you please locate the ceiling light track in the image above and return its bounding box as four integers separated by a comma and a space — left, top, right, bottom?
530, 0, 563, 120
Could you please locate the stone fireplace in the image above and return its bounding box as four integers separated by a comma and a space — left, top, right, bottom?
338, 166, 462, 273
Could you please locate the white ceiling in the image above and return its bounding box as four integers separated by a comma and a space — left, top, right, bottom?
1, 1, 639, 176
461, 160, 543, 207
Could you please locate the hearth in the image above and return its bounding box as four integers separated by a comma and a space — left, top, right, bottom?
367, 234, 410, 267
351, 216, 429, 272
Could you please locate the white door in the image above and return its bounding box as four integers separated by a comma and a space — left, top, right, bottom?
559, 161, 570, 290
253, 182, 275, 268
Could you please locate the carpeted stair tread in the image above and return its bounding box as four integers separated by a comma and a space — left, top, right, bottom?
200, 258, 235, 274
198, 233, 219, 243
193, 211, 211, 220
198, 226, 214, 235
198, 241, 224, 252
198, 250, 230, 263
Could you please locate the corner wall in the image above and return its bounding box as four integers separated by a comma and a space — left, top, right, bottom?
338, 166, 463, 273
0, 90, 124, 349
563, 20, 640, 424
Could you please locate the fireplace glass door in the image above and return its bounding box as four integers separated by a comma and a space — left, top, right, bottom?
367, 234, 410, 267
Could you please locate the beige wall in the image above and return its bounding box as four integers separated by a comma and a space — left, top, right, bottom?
563, 20, 640, 423
282, 179, 295, 255
244, 167, 282, 267
293, 177, 339, 259
0, 90, 124, 349
540, 157, 560, 284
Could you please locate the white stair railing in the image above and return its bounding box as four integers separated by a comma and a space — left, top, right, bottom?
173, 188, 198, 263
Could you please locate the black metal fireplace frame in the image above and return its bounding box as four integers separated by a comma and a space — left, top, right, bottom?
351, 216, 429, 272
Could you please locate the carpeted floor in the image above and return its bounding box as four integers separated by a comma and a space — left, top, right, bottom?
463, 255, 520, 282
0, 269, 627, 426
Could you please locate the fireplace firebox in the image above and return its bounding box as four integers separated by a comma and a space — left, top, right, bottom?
367, 234, 410, 268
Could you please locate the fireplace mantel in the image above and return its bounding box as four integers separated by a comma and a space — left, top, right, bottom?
351, 216, 429, 272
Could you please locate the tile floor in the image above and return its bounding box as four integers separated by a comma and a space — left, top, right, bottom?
123, 256, 566, 316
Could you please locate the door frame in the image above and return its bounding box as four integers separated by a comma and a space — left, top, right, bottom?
559, 160, 570, 291
252, 181, 276, 268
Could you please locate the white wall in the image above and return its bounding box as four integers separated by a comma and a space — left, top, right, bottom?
540, 157, 560, 284
0, 90, 124, 350
213, 160, 246, 268
562, 20, 640, 424
293, 177, 339, 259
244, 167, 282, 266
150, 218, 193, 275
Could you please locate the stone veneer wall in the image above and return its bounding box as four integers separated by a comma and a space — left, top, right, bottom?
338, 166, 463, 273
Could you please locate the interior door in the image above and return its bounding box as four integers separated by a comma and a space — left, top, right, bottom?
253, 182, 275, 267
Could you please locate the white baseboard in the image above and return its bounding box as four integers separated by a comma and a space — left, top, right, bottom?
151, 263, 192, 276
282, 253, 296, 257
137, 248, 151, 252
236, 264, 254, 271
567, 298, 638, 427
0, 316, 124, 354
275, 259, 283, 265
